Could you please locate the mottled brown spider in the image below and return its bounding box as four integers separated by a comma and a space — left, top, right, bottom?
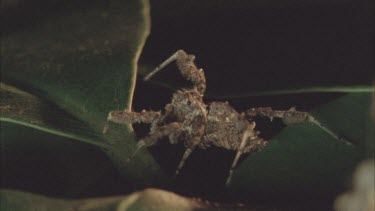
103, 50, 344, 186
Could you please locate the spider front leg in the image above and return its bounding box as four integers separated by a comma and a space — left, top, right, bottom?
103, 109, 161, 133
245, 107, 352, 145
175, 124, 206, 177
174, 136, 200, 177
144, 49, 206, 95
127, 122, 182, 162
226, 122, 268, 186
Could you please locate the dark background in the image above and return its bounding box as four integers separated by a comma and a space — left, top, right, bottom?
140, 0, 373, 92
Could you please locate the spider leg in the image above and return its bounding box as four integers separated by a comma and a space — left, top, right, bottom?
226, 122, 267, 186
246, 107, 310, 124
103, 109, 161, 133
144, 50, 206, 95
127, 122, 182, 162
174, 137, 200, 177
175, 122, 206, 177
143, 50, 182, 81
245, 107, 352, 145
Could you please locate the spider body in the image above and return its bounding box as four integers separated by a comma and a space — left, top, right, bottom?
104, 50, 330, 185
158, 89, 266, 151
203, 101, 266, 152
167, 89, 207, 147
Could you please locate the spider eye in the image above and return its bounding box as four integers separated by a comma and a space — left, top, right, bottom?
187, 100, 191, 106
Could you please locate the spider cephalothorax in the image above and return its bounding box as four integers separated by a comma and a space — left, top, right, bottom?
104, 50, 341, 185
171, 89, 206, 122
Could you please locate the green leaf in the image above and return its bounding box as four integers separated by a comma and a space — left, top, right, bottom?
1, 0, 166, 184
0, 189, 209, 211
1, 83, 110, 149
1, 121, 131, 198
230, 93, 372, 193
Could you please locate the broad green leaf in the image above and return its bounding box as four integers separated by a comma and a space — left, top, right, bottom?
1, 122, 132, 198
230, 93, 372, 193
0, 189, 209, 211
1, 0, 166, 184
1, 83, 110, 149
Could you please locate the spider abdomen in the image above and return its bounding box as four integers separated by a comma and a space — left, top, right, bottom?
202, 102, 251, 150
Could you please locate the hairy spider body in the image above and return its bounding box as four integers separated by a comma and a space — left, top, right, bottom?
204, 102, 267, 152
104, 50, 342, 185
158, 89, 267, 152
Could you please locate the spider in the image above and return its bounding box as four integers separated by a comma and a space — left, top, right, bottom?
103, 50, 343, 186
